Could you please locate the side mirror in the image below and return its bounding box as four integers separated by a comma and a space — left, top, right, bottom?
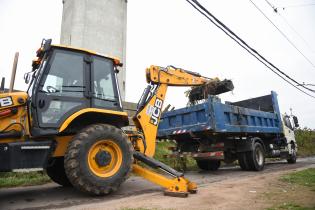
293, 116, 299, 128
114, 66, 120, 74
24, 73, 30, 84
32, 58, 41, 71
36, 39, 52, 58
0, 77, 5, 92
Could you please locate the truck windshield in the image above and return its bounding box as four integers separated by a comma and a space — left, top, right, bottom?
284, 116, 293, 130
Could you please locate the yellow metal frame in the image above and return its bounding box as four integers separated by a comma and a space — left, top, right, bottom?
52, 45, 121, 65
0, 92, 30, 142
132, 164, 197, 195
130, 65, 220, 195
59, 108, 128, 132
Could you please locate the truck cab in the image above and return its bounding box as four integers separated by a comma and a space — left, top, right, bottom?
282, 114, 298, 162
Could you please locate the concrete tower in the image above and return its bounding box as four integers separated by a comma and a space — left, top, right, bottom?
60, 0, 127, 99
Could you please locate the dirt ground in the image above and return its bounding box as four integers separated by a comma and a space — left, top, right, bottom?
1, 158, 314, 210
61, 165, 315, 210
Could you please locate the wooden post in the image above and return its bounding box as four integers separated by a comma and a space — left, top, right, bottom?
9, 52, 19, 92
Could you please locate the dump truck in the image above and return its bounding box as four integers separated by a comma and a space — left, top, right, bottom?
157, 91, 299, 171
0, 39, 235, 197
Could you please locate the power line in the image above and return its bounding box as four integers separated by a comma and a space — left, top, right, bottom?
187, 0, 314, 92
297, 83, 315, 87
281, 3, 315, 9
185, 0, 315, 99
249, 0, 315, 70
187, 0, 315, 93
264, 0, 314, 52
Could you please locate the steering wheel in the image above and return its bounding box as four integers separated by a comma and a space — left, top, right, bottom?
46, 86, 58, 93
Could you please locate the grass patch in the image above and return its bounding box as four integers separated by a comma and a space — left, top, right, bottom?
295, 128, 315, 157
154, 141, 197, 171
267, 202, 315, 210
0, 171, 51, 188
280, 168, 315, 191
264, 169, 315, 210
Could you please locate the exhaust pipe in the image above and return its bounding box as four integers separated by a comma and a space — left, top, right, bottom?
9, 52, 19, 92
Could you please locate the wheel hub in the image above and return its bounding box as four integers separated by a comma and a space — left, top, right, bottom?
255, 148, 264, 166
88, 139, 123, 178
95, 150, 112, 167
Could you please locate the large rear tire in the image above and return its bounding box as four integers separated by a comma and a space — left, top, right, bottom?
46, 157, 72, 187
196, 160, 221, 171
237, 152, 250, 171
64, 124, 133, 195
246, 142, 265, 171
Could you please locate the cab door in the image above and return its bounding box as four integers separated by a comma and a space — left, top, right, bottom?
32, 49, 89, 131
90, 55, 122, 111
283, 115, 296, 144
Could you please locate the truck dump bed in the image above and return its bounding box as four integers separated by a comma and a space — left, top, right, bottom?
158, 91, 283, 138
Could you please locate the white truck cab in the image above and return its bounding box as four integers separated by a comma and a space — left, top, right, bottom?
282, 114, 299, 163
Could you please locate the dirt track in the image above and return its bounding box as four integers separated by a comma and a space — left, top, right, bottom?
0, 157, 314, 210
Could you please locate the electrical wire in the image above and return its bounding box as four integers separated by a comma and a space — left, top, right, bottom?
264, 0, 314, 52
281, 3, 315, 9
186, 0, 315, 93
249, 0, 315, 70
185, 0, 315, 98
297, 83, 315, 87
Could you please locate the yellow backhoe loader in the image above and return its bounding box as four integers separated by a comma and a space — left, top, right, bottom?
0, 39, 230, 197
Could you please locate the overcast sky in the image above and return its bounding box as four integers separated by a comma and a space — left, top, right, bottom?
0, 0, 315, 128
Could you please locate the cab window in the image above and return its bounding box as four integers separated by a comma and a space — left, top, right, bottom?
40, 50, 84, 97
92, 56, 120, 109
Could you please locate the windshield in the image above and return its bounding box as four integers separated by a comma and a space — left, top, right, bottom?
38, 49, 85, 97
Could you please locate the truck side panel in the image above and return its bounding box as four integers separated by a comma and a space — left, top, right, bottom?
158, 91, 283, 138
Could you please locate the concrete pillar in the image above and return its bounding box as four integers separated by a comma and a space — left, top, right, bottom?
60, 0, 127, 100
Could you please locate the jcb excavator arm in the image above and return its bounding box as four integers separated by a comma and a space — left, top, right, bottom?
130, 65, 224, 197
133, 65, 219, 156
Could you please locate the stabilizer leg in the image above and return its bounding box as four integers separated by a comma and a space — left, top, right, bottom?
133, 151, 197, 197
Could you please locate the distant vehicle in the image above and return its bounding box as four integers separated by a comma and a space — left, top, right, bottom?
158, 91, 299, 171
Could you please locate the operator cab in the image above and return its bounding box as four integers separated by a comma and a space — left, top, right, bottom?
27, 39, 124, 136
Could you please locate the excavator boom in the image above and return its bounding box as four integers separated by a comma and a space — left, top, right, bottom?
131, 65, 233, 197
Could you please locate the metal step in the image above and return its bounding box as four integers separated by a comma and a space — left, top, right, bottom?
0, 140, 54, 172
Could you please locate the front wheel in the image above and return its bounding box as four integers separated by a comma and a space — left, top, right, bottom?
64, 124, 134, 195
287, 143, 297, 164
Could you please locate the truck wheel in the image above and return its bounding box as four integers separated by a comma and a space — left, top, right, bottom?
196, 160, 221, 171
246, 142, 265, 171
64, 124, 134, 195
287, 143, 297, 164
46, 157, 72, 187
237, 152, 250, 171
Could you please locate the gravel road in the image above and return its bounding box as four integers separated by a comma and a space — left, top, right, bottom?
0, 157, 314, 210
